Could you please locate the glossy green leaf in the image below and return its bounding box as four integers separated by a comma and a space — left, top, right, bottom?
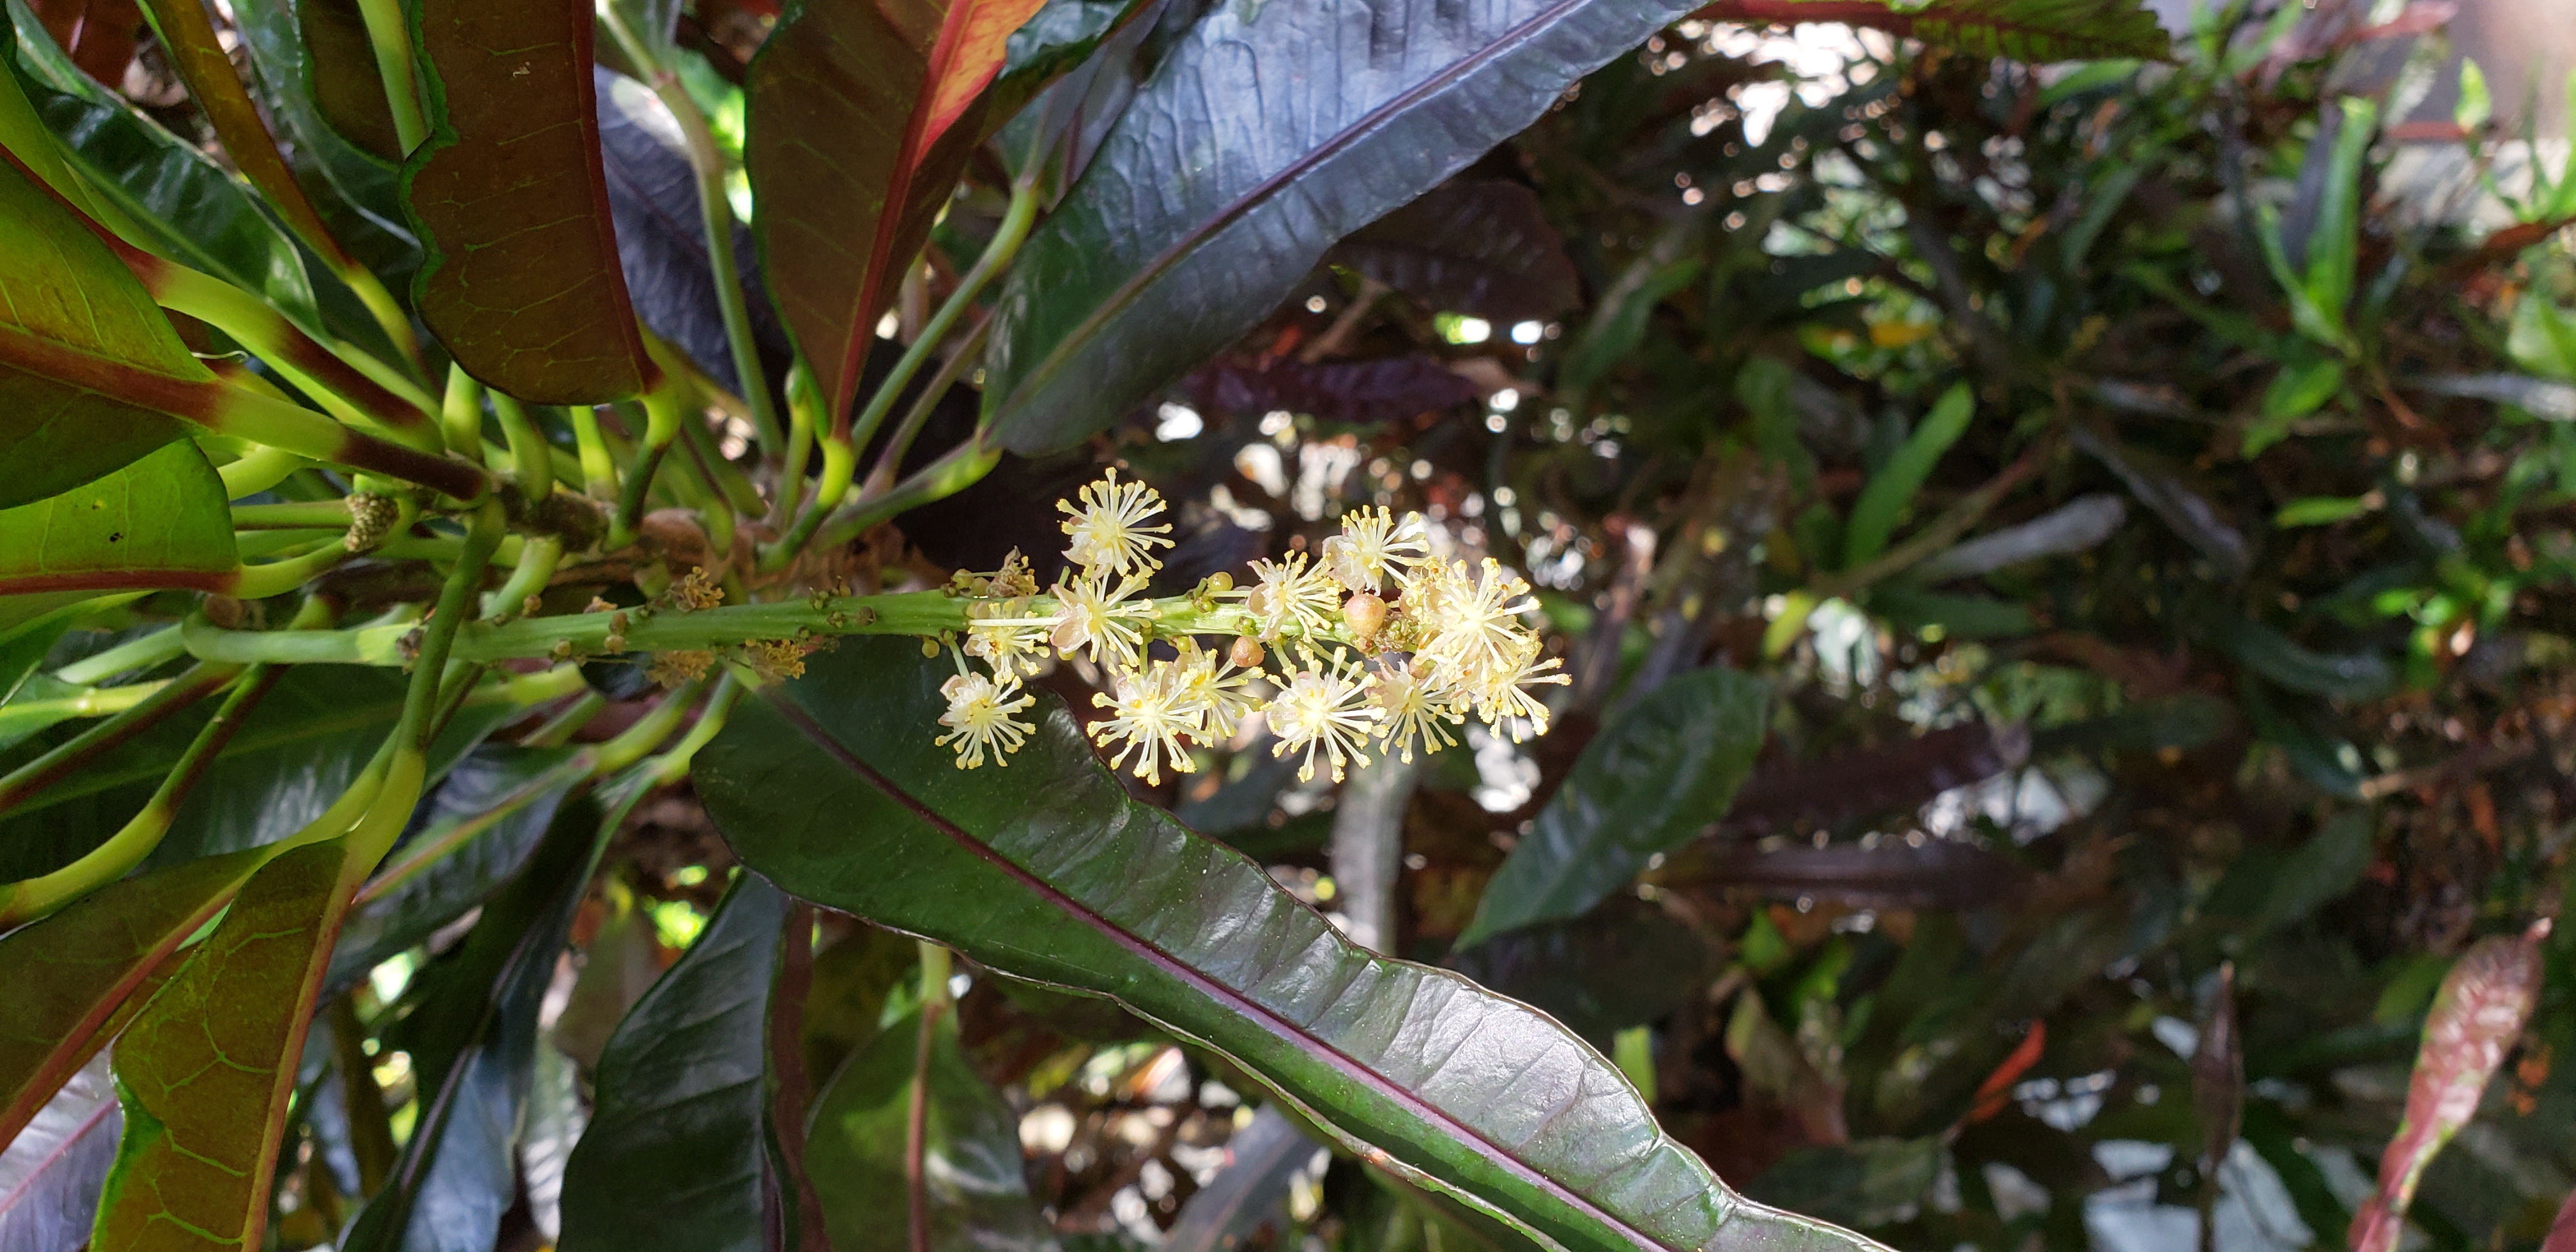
746, 0, 1046, 417
326, 744, 588, 993
0, 155, 195, 507
295, 0, 402, 160
1694, 0, 2167, 61
341, 782, 607, 1252
402, 0, 652, 403
0, 438, 236, 602
1458, 667, 1767, 946
91, 837, 371, 1251
557, 871, 790, 1252
0, 848, 255, 1147
6, 0, 324, 328
130, 0, 370, 279
0, 666, 512, 883
806, 1002, 1058, 1252
0, 1050, 119, 1249
982, 0, 1700, 455
698, 640, 1874, 1252
1843, 383, 1972, 570
229, 0, 420, 278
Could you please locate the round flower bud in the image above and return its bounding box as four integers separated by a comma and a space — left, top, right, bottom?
1229, 635, 1266, 669
1342, 592, 1388, 643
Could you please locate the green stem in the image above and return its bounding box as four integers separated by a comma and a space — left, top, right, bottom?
570, 404, 620, 500
153, 266, 440, 448
178, 588, 1321, 669
0, 663, 240, 815
679, 407, 766, 519
441, 365, 487, 468
354, 0, 429, 154
231, 500, 354, 530
0, 666, 280, 928
647, 673, 740, 784
484, 535, 564, 622
862, 314, 990, 498
595, 2, 780, 459
207, 376, 487, 502
615, 381, 687, 546
219, 445, 312, 499
843, 177, 1041, 452
492, 393, 555, 498
0, 680, 172, 744
398, 500, 507, 752
231, 542, 348, 600
592, 675, 709, 774
762, 434, 853, 572
55, 625, 187, 685
777, 363, 819, 523
816, 436, 1000, 553
521, 690, 608, 748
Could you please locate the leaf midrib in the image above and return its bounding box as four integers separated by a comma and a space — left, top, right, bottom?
765, 694, 1676, 1252
1000, 0, 1614, 415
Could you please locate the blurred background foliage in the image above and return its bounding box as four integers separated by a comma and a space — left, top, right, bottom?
896, 3, 2576, 1249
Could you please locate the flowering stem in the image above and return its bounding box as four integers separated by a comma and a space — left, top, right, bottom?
174, 589, 1358, 669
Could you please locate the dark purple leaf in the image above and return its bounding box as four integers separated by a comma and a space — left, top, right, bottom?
1722, 722, 2029, 837
1190, 355, 1482, 427
1687, 838, 2031, 911
1328, 180, 1581, 322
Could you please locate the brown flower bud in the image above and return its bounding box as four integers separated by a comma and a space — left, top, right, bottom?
1342, 592, 1388, 643
1229, 635, 1265, 669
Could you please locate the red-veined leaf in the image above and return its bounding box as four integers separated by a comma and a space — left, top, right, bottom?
746, 0, 1047, 423
403, 0, 655, 402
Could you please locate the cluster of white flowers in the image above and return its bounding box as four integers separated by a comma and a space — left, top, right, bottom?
935, 469, 1566, 784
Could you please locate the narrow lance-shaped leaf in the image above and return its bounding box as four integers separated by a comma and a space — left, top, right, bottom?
747, 0, 1047, 422
982, 0, 1703, 454
556, 869, 792, 1252
1843, 383, 1972, 570
402, 0, 654, 402
805, 1002, 1059, 1252
698, 640, 1882, 1252
1458, 667, 1768, 947
2349, 920, 2554, 1252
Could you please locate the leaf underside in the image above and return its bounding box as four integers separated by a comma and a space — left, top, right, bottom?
981, 0, 1700, 455
746, 0, 1039, 416
0, 438, 238, 602
696, 639, 1883, 1252
403, 0, 652, 402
